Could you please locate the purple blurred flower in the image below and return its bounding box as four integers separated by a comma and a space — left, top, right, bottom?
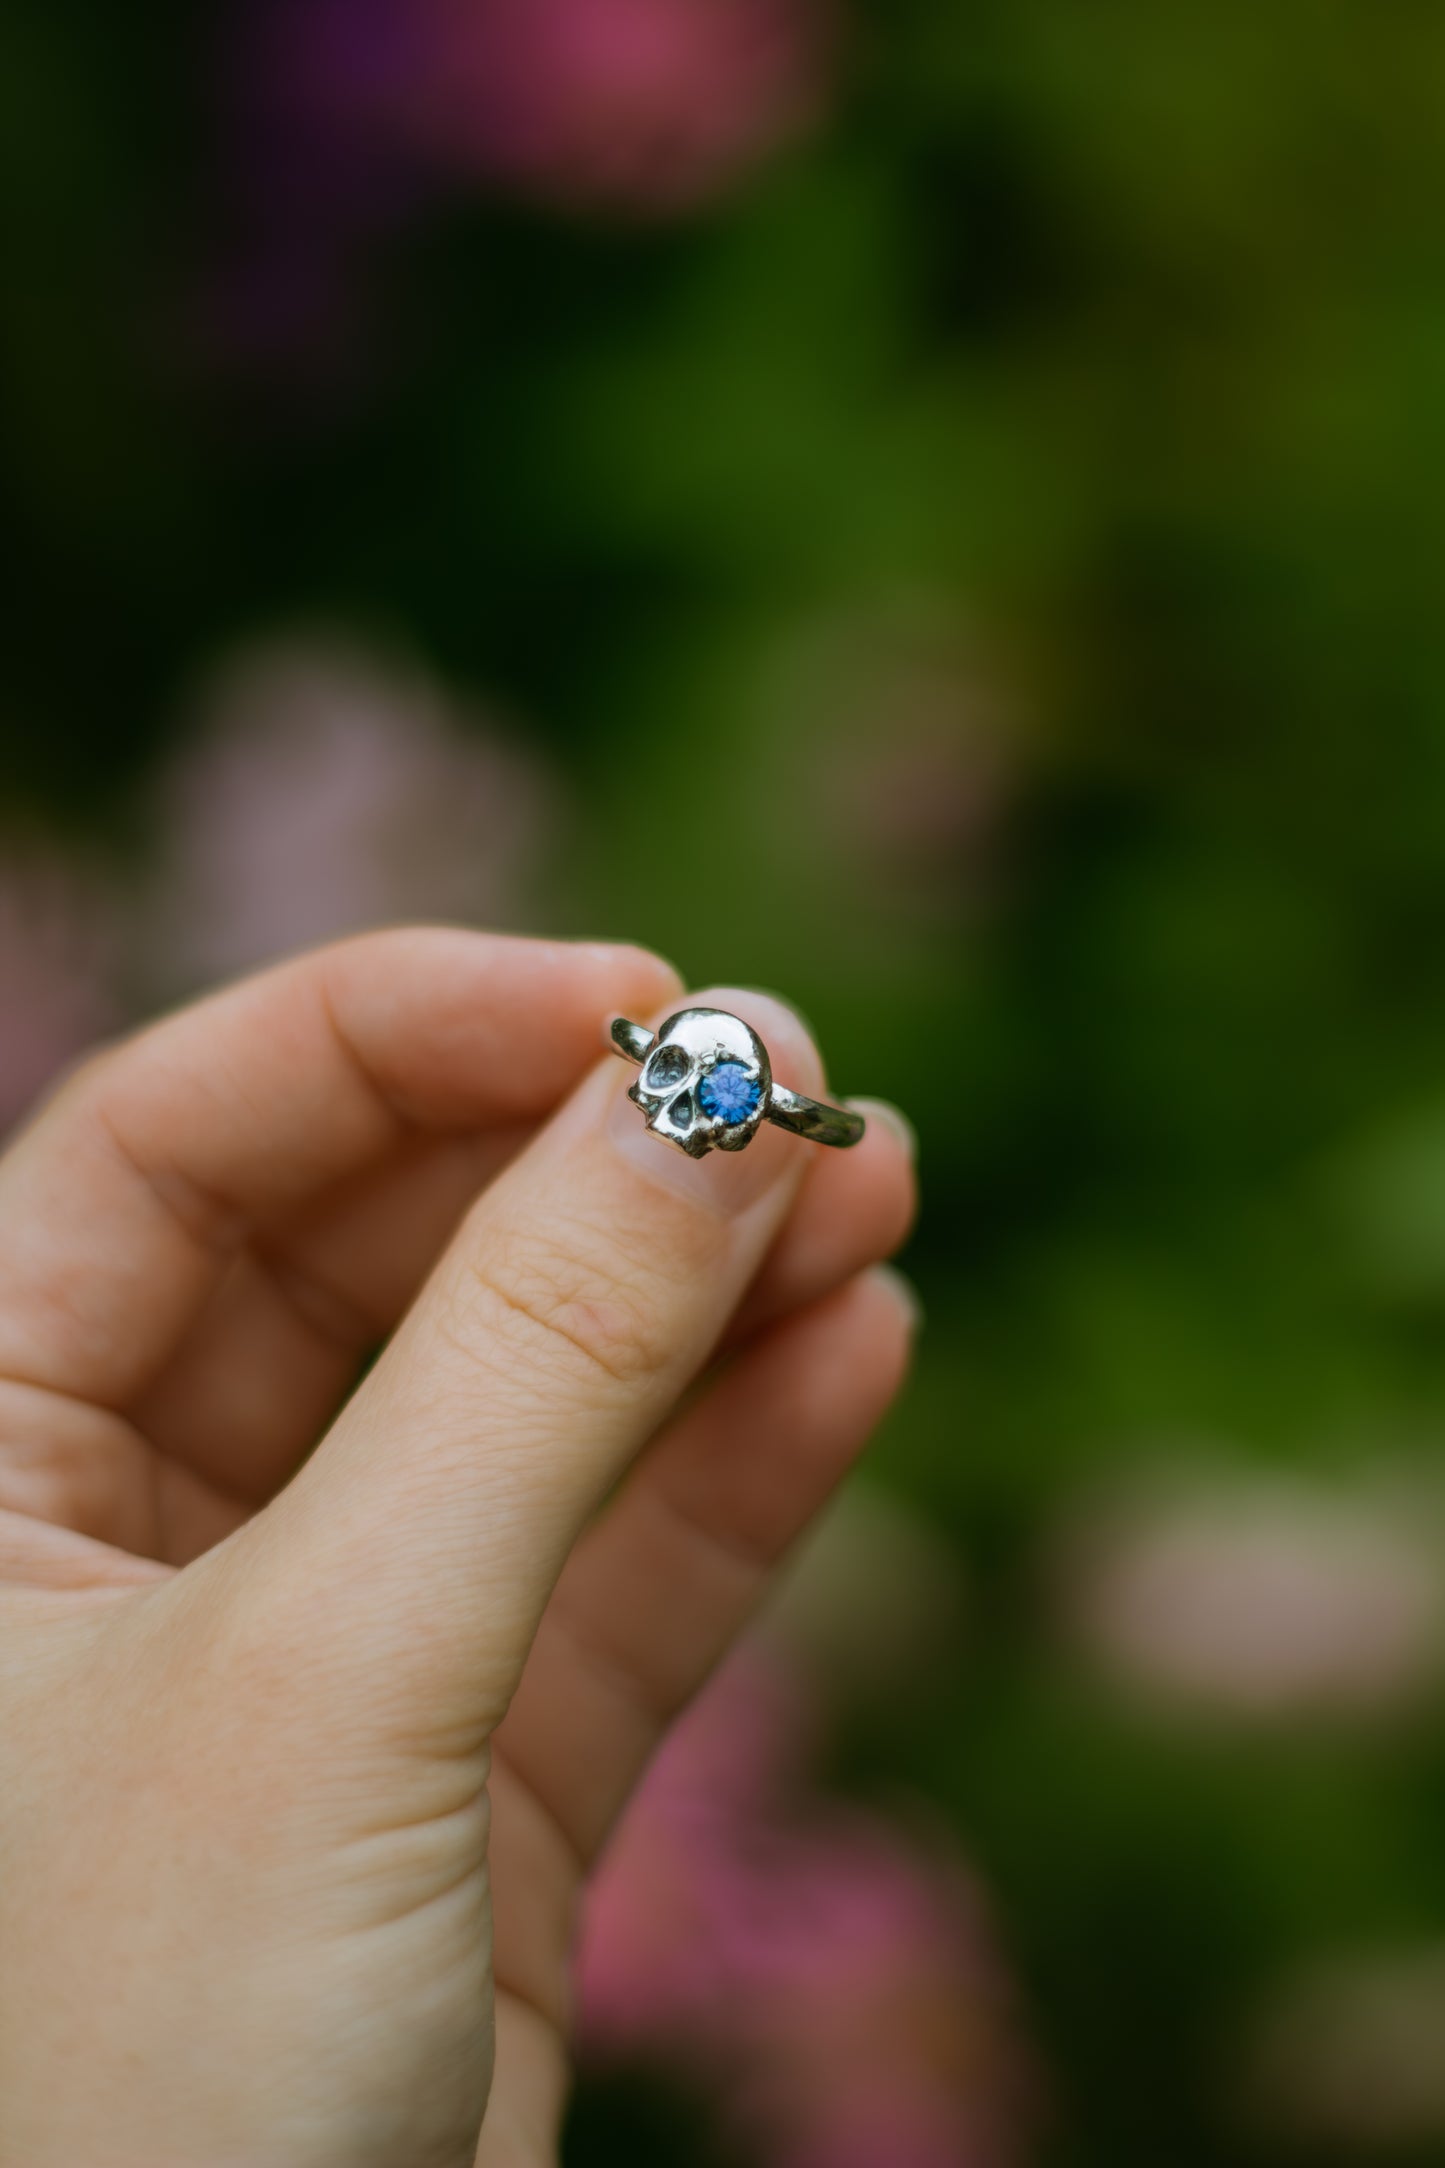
145, 635, 559, 993
0, 849, 118, 1132
205, 0, 834, 374
575, 1644, 1034, 2168
200, 0, 436, 381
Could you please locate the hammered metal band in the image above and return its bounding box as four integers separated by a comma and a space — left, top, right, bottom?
610, 1009, 866, 1160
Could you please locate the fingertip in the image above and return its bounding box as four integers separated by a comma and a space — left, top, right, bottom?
637, 1264, 919, 1581
772, 1262, 920, 1413
810, 1262, 921, 1409
752, 1263, 920, 1477
574, 940, 684, 1007
847, 1096, 917, 1163
321, 928, 684, 1120
865, 1261, 924, 1340
834, 1101, 919, 1268
727, 1097, 919, 1346
849, 1110, 921, 1264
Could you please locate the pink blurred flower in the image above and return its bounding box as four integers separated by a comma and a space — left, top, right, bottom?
204, 0, 836, 381
576, 1645, 1034, 2168
1056, 1473, 1445, 1723
206, 0, 835, 376
0, 849, 118, 1131
233, 0, 832, 215
727, 1824, 1017, 2168
419, 0, 835, 214
576, 1652, 819, 2049
145, 636, 558, 993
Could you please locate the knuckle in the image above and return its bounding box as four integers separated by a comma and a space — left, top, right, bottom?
456, 1227, 672, 1392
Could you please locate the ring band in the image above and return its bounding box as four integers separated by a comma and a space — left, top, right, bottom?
610, 1008, 865, 1159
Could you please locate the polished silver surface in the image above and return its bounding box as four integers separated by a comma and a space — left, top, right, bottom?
610, 1008, 866, 1159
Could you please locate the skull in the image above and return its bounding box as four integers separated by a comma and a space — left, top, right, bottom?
629, 1007, 772, 1157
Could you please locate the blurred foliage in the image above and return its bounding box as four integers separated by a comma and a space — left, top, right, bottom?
5, 0, 1445, 2163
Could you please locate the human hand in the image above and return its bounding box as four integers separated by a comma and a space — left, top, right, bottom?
0, 930, 916, 2168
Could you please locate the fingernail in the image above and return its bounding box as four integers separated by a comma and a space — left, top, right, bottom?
606, 1062, 802, 1217
870, 1262, 924, 1334
848, 1097, 917, 1160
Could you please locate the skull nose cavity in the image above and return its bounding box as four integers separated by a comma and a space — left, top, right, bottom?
644, 1043, 692, 1092
698, 1062, 762, 1124
665, 1089, 696, 1134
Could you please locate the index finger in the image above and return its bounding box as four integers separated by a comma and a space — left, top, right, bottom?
0, 929, 679, 1408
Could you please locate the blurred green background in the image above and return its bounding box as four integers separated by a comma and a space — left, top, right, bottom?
6, 0, 1445, 2162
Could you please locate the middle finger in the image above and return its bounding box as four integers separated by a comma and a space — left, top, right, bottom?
134, 1101, 914, 1523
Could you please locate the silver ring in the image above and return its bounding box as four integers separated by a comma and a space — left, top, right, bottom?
609, 1008, 866, 1159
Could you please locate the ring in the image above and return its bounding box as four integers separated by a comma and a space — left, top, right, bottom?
609, 1008, 866, 1159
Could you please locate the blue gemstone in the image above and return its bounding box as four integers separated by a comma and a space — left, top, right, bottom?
698, 1061, 761, 1124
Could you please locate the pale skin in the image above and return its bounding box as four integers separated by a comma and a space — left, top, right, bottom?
0, 929, 917, 2168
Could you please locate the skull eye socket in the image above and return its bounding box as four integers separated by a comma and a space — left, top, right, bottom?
644, 1044, 692, 1092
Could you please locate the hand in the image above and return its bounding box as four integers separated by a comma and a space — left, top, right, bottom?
0, 930, 916, 2168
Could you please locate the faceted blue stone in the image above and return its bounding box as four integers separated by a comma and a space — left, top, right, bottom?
698, 1061, 761, 1124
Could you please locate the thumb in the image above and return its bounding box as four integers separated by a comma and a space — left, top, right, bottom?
231, 989, 825, 1737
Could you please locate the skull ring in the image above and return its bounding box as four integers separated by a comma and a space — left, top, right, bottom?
609, 1008, 866, 1159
